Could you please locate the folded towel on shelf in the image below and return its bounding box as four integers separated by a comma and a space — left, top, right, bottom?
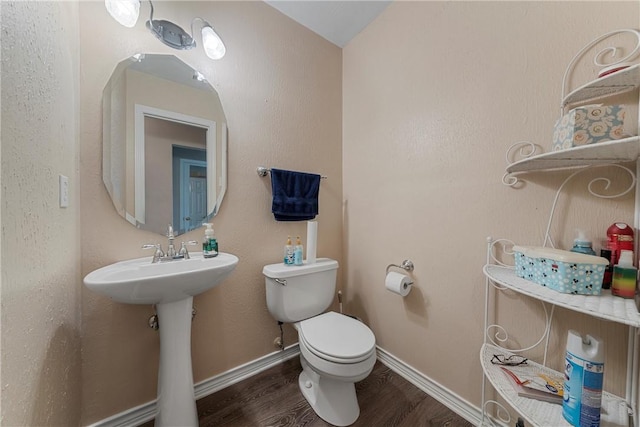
271, 168, 321, 221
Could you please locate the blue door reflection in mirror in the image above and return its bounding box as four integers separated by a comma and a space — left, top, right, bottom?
173, 147, 207, 234
144, 116, 211, 235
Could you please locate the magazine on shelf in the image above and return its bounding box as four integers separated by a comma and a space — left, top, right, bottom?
499, 366, 564, 405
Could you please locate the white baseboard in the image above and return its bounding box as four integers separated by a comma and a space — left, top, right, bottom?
87, 344, 300, 427
375, 346, 484, 426
88, 344, 484, 427
194, 344, 300, 400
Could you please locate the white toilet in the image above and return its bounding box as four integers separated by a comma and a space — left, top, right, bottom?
263, 258, 376, 426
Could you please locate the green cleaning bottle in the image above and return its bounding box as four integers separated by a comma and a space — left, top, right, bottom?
203, 223, 218, 258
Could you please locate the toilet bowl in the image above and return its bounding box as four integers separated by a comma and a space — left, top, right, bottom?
295, 311, 376, 426
263, 259, 377, 426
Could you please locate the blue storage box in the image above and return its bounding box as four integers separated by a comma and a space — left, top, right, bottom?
552, 104, 627, 151
513, 246, 608, 295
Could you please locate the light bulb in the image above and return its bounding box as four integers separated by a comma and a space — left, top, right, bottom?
201, 25, 226, 60
105, 0, 140, 28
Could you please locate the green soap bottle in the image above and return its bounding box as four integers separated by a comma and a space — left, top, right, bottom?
612, 250, 636, 299
203, 223, 218, 258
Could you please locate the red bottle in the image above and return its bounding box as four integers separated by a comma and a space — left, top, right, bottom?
607, 222, 634, 265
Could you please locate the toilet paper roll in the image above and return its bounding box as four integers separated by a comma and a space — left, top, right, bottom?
306, 221, 317, 264
385, 271, 412, 296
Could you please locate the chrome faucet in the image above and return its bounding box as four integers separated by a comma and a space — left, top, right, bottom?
166, 225, 176, 258
142, 225, 198, 263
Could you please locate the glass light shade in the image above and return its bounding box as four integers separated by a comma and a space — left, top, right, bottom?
201, 26, 226, 60
105, 0, 140, 28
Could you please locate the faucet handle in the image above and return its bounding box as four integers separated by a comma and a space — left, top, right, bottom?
178, 240, 198, 259
142, 244, 164, 263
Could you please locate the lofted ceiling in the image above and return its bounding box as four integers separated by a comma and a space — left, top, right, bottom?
264, 1, 392, 47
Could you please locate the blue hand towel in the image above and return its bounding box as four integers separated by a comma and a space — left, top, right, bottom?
271, 168, 321, 221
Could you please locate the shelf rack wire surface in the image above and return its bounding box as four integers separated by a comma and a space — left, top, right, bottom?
563, 64, 640, 107
481, 343, 630, 427
506, 137, 640, 174
484, 265, 640, 328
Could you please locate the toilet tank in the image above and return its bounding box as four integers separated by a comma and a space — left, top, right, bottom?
263, 258, 338, 323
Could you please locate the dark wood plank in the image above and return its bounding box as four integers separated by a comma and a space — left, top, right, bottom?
139, 358, 473, 427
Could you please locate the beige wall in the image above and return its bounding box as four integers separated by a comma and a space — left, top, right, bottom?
343, 0, 638, 419
79, 1, 342, 423
1, 1, 82, 425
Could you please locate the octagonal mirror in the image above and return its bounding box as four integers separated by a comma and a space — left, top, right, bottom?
103, 53, 227, 237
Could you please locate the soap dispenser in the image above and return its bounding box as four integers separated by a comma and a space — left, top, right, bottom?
570, 230, 596, 256
203, 223, 218, 258
294, 236, 304, 266
284, 236, 294, 266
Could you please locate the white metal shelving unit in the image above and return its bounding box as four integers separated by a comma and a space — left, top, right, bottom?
481, 30, 640, 427
482, 262, 640, 427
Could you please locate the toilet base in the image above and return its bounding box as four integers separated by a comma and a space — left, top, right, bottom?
298, 357, 360, 426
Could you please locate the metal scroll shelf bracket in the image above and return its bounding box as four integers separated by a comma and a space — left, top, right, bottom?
505, 161, 636, 249
481, 237, 557, 427
483, 238, 555, 359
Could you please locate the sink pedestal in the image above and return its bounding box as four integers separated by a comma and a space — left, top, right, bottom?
83, 253, 240, 425
155, 296, 198, 427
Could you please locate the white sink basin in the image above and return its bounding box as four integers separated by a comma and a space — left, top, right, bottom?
83, 252, 239, 304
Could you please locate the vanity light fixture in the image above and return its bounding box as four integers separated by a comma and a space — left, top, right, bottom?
104, 0, 226, 60
105, 0, 139, 28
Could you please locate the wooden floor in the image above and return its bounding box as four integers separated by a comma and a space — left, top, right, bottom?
142, 357, 473, 427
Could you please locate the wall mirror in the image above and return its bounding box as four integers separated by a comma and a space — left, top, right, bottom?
103, 53, 227, 237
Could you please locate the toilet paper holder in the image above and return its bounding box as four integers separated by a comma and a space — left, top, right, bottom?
386, 260, 414, 274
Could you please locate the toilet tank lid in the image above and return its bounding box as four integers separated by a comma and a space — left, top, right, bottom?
263, 258, 338, 279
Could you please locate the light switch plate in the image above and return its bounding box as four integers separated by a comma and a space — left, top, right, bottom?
59, 174, 69, 208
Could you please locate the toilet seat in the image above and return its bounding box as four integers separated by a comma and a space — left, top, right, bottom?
298, 312, 375, 364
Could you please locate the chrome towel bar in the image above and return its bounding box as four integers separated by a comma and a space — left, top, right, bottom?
257, 166, 327, 179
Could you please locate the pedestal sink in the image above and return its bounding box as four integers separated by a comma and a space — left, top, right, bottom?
84, 252, 239, 426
